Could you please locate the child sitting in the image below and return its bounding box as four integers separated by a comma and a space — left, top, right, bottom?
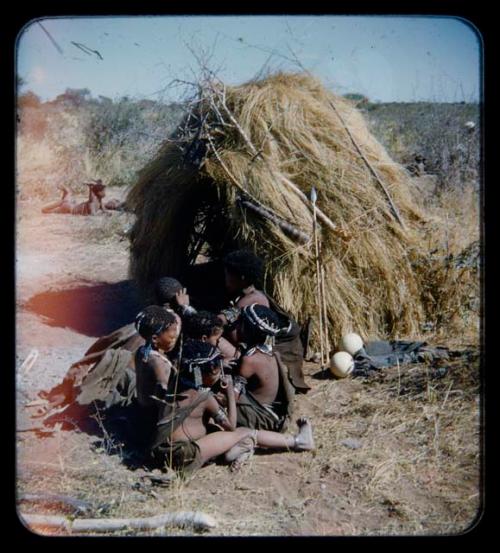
150, 340, 314, 475
134, 305, 181, 410
230, 303, 296, 432
182, 310, 241, 368
218, 250, 310, 393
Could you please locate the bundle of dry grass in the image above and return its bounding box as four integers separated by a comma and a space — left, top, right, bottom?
127, 72, 476, 346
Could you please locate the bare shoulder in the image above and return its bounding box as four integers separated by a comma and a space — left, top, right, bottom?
217, 336, 237, 358
150, 351, 172, 367
185, 390, 219, 418
238, 353, 260, 378
236, 290, 269, 308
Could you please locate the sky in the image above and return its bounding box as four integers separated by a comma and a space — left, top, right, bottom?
16, 15, 482, 104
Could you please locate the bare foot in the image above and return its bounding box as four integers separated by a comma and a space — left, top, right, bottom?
224, 434, 256, 463
293, 417, 315, 451
230, 449, 254, 472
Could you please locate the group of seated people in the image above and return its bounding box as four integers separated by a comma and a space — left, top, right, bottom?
37, 250, 314, 476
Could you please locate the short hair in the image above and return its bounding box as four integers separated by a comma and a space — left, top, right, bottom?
183, 311, 224, 340
239, 304, 288, 346
135, 305, 177, 341
180, 339, 223, 374
154, 277, 183, 304
223, 249, 264, 285
90, 183, 106, 194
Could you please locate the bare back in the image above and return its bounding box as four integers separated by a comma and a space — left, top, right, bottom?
135, 348, 172, 408
238, 350, 279, 406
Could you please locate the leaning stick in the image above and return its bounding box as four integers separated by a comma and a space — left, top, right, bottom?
320, 264, 330, 365
311, 188, 325, 367
238, 198, 310, 243
206, 136, 309, 244
277, 174, 349, 239
328, 99, 406, 229
212, 84, 260, 157
207, 87, 346, 239
21, 511, 218, 533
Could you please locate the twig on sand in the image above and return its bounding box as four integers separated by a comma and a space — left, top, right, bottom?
18, 493, 93, 514
21, 511, 218, 533
20, 349, 39, 374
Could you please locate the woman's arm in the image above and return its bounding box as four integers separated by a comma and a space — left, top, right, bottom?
151, 356, 172, 393
206, 377, 236, 431
222, 375, 237, 429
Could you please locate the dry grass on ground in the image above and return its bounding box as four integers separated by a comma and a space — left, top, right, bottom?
17, 350, 481, 537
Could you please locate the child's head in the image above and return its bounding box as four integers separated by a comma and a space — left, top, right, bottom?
237, 303, 285, 346
223, 250, 264, 295
89, 180, 106, 198
154, 277, 183, 305
135, 305, 179, 353
183, 311, 224, 346
180, 340, 224, 388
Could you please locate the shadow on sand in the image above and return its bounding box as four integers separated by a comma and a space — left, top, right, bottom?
24, 280, 143, 338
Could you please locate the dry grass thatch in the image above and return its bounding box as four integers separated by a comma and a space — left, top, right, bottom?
127, 72, 477, 347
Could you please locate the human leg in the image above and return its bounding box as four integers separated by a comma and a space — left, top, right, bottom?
41, 186, 74, 213
195, 427, 254, 465
225, 417, 314, 471
256, 417, 314, 451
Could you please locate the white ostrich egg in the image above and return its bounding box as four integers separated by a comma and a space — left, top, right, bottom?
340, 333, 364, 355
330, 351, 355, 378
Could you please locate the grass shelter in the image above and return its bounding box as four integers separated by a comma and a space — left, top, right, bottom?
127, 72, 476, 347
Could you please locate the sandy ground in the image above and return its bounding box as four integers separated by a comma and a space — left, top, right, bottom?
15, 192, 482, 537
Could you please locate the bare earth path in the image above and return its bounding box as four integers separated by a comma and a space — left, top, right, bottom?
15, 194, 481, 537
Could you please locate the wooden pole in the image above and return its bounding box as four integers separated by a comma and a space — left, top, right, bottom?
20, 511, 218, 533
320, 264, 330, 367
311, 187, 325, 367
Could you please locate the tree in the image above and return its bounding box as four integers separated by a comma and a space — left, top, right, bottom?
18, 91, 41, 110
53, 88, 92, 107
343, 93, 370, 106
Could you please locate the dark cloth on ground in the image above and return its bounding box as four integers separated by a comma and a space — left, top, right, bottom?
266, 294, 311, 393
153, 439, 203, 474
353, 340, 450, 376
102, 400, 158, 453
236, 351, 295, 432
39, 324, 143, 408
75, 348, 137, 408
79, 323, 144, 369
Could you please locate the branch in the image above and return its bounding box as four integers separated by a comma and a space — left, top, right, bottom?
327, 99, 406, 229
277, 174, 349, 239
21, 511, 218, 533
238, 197, 310, 243
18, 493, 93, 514
37, 22, 64, 55
204, 83, 348, 240
206, 137, 310, 244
